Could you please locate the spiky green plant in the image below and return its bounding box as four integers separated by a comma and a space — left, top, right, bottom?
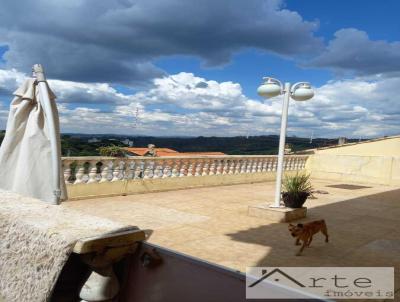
282, 173, 313, 198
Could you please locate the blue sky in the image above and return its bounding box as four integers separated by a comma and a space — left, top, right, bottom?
0, 0, 399, 138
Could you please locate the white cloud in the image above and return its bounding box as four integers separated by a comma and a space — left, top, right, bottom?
0, 0, 321, 84
0, 69, 398, 138
310, 28, 400, 76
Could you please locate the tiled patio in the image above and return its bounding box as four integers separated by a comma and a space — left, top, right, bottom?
63, 179, 400, 298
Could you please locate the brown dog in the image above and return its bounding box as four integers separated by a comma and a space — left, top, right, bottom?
288, 220, 329, 256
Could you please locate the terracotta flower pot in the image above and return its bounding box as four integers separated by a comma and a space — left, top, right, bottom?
282, 192, 310, 208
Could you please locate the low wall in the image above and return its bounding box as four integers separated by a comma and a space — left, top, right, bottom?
306, 154, 400, 186
67, 171, 292, 200
63, 155, 308, 200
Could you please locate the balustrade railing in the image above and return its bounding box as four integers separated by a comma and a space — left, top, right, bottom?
62, 155, 308, 185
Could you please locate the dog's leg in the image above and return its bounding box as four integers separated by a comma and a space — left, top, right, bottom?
307, 236, 313, 246
295, 238, 301, 246
321, 228, 329, 243
296, 242, 306, 256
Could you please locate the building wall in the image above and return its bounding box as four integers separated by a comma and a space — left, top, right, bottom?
306, 154, 400, 186
313, 136, 400, 156
306, 136, 400, 185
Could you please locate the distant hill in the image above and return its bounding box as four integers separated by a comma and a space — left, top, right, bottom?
57, 134, 363, 156
0, 131, 366, 156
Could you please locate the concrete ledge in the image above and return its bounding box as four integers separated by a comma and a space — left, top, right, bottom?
248, 204, 307, 222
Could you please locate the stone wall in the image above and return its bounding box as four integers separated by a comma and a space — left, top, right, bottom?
306, 154, 400, 186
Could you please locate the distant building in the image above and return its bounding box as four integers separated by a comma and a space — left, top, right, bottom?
121, 138, 134, 147
88, 137, 101, 143
124, 144, 225, 157
284, 144, 292, 154
338, 137, 347, 145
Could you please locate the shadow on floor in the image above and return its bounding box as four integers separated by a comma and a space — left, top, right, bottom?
226, 188, 400, 293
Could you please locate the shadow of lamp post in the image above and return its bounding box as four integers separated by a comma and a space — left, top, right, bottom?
257, 77, 314, 208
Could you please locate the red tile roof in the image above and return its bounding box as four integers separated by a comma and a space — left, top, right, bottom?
124, 147, 179, 156
174, 152, 226, 156
124, 147, 225, 157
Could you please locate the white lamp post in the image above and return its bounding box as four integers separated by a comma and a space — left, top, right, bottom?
257, 77, 314, 208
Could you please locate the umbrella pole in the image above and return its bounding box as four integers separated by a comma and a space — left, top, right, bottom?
33, 64, 61, 205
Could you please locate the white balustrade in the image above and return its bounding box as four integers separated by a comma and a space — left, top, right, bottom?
62, 155, 308, 185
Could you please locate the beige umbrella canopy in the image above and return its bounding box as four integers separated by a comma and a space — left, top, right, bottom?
0, 64, 67, 204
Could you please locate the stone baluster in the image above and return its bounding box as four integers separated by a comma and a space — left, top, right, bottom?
287, 157, 293, 170
234, 160, 242, 174
208, 160, 216, 175
302, 157, 307, 169
272, 158, 277, 171
152, 160, 161, 179
295, 157, 300, 169
221, 159, 225, 175
261, 159, 268, 172
202, 160, 210, 176
291, 157, 297, 170
124, 160, 135, 179
292, 157, 298, 170
215, 160, 223, 175
300, 157, 307, 169
297, 157, 302, 169
100, 161, 111, 183
110, 161, 120, 181
143, 161, 152, 179
228, 160, 235, 174
195, 160, 203, 176
74, 162, 86, 184
276, 158, 280, 171
186, 160, 195, 176
240, 159, 247, 173
169, 160, 178, 178
149, 161, 156, 178
179, 160, 187, 177
87, 160, 99, 183
288, 157, 294, 170
251, 159, 258, 173
284, 158, 290, 171
284, 157, 289, 170
163, 161, 172, 178
119, 161, 126, 179
257, 159, 263, 172
246, 159, 252, 173
133, 160, 143, 179
265, 159, 271, 171
291, 157, 296, 170
269, 158, 274, 171
63, 160, 72, 184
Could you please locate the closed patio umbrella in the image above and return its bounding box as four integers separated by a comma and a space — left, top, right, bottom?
0, 64, 67, 204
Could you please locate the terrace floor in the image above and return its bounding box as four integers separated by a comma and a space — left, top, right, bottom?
63, 179, 400, 298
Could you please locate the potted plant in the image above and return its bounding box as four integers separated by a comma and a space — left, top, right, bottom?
282, 173, 313, 208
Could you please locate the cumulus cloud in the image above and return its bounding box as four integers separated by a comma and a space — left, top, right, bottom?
309, 28, 400, 76
0, 0, 321, 84
0, 69, 398, 137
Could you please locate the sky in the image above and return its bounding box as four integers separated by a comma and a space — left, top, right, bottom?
0, 0, 399, 138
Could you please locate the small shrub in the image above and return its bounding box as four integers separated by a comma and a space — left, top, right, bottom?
97, 145, 125, 157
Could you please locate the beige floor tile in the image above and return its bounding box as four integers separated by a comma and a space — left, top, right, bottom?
64, 179, 400, 294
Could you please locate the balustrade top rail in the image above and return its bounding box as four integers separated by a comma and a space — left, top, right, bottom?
62, 154, 308, 161
62, 155, 309, 185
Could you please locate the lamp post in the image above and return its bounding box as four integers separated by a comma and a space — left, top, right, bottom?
257, 77, 314, 208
